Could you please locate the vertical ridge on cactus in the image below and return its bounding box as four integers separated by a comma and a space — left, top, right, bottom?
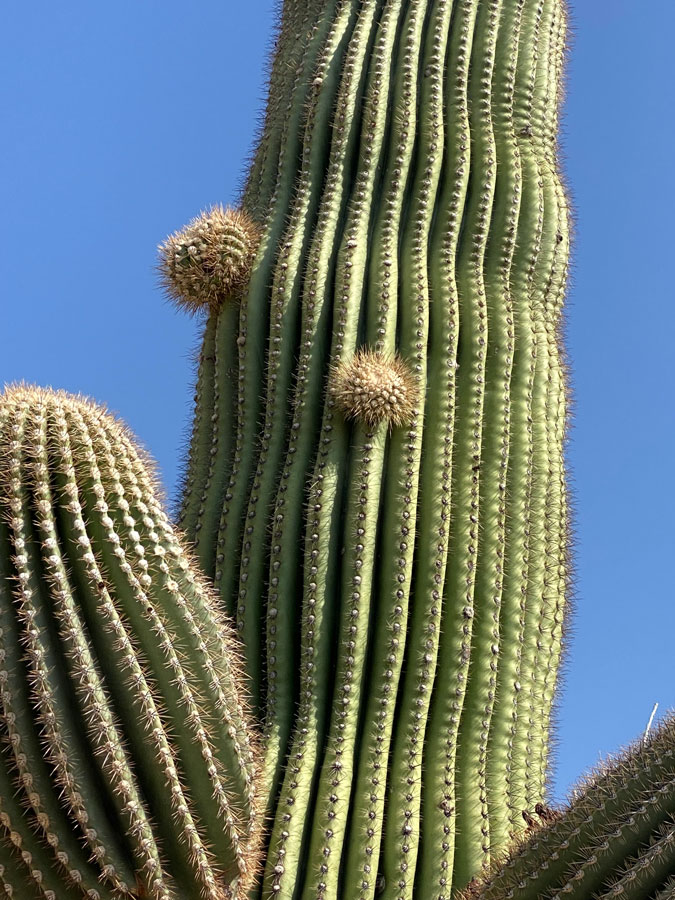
0, 386, 261, 900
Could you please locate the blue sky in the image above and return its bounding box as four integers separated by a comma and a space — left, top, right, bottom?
2, 2, 673, 802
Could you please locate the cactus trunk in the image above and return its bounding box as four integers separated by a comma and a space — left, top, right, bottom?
177, 0, 571, 896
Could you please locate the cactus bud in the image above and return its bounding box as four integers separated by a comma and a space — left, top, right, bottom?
332, 350, 419, 428
158, 205, 260, 312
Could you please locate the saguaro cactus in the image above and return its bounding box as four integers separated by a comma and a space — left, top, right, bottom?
2, 1, 673, 899
0, 387, 260, 899
169, 0, 571, 897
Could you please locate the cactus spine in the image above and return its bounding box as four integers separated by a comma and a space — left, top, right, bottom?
173, 0, 572, 896
0, 387, 260, 899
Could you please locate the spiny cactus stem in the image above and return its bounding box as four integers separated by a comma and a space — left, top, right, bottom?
341, 0, 448, 894
180, 316, 218, 539
648, 871, 675, 900
109, 422, 260, 846
451, 0, 524, 879
0, 530, 109, 900
258, 0, 369, 819
0, 756, 85, 900
516, 0, 568, 812
261, 3, 390, 895
234, 0, 352, 718
598, 820, 675, 900
120, 437, 259, 799
245, 0, 331, 221
55, 406, 202, 899
418, 1, 499, 894
481, 0, 530, 854
501, 0, 550, 824
378, 2, 474, 894
194, 300, 240, 576
69, 407, 246, 896
551, 777, 675, 900
495, 744, 675, 900
534, 0, 570, 794
4, 402, 128, 900
212, 0, 349, 655
31, 402, 156, 897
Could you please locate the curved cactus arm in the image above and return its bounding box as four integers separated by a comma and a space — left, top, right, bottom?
461, 715, 675, 900
0, 386, 262, 900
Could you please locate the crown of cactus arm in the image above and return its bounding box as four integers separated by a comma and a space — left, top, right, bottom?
168, 0, 573, 896
460, 714, 675, 900
0, 386, 262, 900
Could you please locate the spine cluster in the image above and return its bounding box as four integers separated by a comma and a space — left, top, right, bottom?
0, 387, 260, 900
175, 0, 572, 897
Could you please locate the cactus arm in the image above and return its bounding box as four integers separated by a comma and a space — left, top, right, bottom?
2, 402, 131, 899
0, 754, 85, 900
0, 387, 262, 898
651, 872, 675, 900
67, 404, 254, 894
594, 820, 675, 900
32, 406, 161, 895
0, 525, 120, 900
117, 430, 259, 813
463, 717, 675, 900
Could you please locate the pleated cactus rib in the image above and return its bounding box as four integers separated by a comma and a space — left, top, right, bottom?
0, 386, 261, 900
461, 715, 675, 900
172, 0, 572, 897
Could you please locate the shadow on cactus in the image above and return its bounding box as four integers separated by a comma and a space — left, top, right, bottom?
1, 1, 673, 899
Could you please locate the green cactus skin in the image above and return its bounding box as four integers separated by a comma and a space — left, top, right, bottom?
171, 0, 573, 896
0, 387, 261, 900
460, 716, 675, 900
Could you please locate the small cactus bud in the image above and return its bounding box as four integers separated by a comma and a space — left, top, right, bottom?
332, 350, 419, 428
158, 205, 260, 312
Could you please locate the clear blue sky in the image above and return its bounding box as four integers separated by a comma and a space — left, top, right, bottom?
2, 2, 673, 802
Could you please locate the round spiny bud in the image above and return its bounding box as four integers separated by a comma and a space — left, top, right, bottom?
332, 350, 419, 428
158, 205, 260, 313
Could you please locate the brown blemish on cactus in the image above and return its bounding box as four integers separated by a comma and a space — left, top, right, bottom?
158, 206, 261, 313
332, 350, 419, 429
